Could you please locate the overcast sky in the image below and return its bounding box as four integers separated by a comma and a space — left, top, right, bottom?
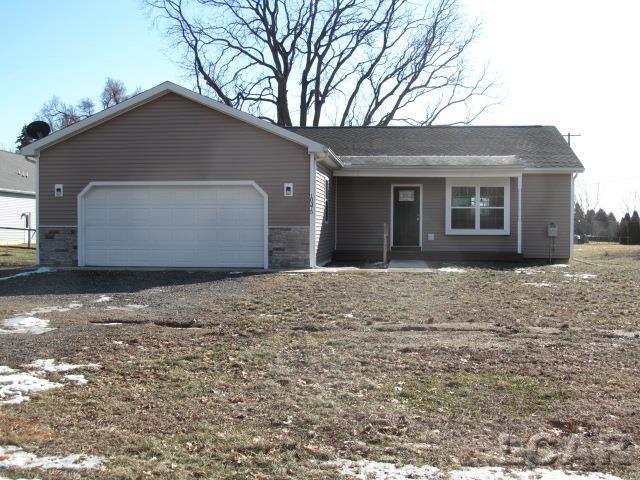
0, 0, 637, 215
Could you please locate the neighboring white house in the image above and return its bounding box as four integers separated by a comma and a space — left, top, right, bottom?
0, 150, 36, 245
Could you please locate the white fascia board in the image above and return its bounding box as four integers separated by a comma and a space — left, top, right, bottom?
21, 81, 327, 155
523, 167, 584, 174
334, 167, 524, 177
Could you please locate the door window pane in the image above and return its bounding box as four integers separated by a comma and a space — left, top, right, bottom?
451, 186, 476, 207
480, 208, 504, 229
451, 208, 475, 229
480, 187, 504, 207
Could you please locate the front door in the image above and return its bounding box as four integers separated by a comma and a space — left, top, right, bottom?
393, 186, 420, 246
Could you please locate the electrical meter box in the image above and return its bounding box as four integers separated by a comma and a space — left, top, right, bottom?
547, 222, 558, 237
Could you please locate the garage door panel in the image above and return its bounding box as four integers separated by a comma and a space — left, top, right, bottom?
81, 184, 265, 268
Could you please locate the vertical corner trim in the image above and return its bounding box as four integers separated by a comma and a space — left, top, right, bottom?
309, 153, 317, 268
517, 174, 522, 255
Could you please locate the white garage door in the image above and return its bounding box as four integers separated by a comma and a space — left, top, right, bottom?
80, 183, 266, 268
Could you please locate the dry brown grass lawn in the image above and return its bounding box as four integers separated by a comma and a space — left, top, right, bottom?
0, 243, 638, 479
0, 246, 36, 268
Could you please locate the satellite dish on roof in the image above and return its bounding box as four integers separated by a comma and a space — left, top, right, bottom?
26, 121, 51, 140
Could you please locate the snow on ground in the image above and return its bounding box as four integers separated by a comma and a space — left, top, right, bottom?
0, 317, 54, 335
0, 445, 104, 470
330, 460, 622, 480
1, 359, 99, 404
438, 267, 466, 273
514, 267, 545, 275
523, 282, 554, 288
564, 273, 597, 280
0, 267, 55, 282
332, 459, 441, 479
25, 359, 101, 373
0, 372, 63, 405
24, 302, 83, 316
93, 295, 112, 303
105, 304, 147, 311
549, 264, 569, 268
63, 374, 88, 385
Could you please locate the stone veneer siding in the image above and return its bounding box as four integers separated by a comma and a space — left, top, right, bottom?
268, 226, 310, 268
39, 227, 78, 267
39, 226, 310, 269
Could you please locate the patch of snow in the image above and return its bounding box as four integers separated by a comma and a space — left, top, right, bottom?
97, 322, 122, 326
25, 302, 82, 316
343, 313, 355, 318
0, 366, 16, 374
438, 267, 466, 273
0, 371, 63, 405
523, 282, 554, 288
0, 317, 54, 335
25, 359, 101, 373
450, 466, 621, 480
228, 271, 243, 275
93, 295, 112, 303
330, 460, 622, 480
0, 267, 56, 282
0, 445, 104, 470
514, 268, 544, 275
549, 264, 569, 268
331, 459, 440, 479
63, 374, 88, 385
564, 273, 597, 280
105, 304, 147, 311
112, 341, 124, 345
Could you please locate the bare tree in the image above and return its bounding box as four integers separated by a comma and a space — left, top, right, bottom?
101, 77, 141, 108
40, 96, 95, 131
146, 0, 495, 126
36, 79, 139, 132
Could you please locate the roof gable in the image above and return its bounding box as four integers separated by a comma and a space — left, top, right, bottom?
21, 82, 327, 156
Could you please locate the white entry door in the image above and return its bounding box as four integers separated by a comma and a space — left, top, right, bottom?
79, 182, 266, 268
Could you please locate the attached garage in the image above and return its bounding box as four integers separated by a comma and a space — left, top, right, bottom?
78, 181, 268, 268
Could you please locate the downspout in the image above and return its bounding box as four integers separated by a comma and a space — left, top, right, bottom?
517, 174, 522, 255
309, 153, 317, 268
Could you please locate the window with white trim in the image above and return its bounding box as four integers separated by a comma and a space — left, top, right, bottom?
446, 178, 510, 235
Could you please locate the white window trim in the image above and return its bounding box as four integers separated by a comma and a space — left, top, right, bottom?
390, 184, 423, 248
323, 178, 330, 225
445, 177, 510, 236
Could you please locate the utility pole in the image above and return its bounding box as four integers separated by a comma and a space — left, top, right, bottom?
563, 132, 581, 146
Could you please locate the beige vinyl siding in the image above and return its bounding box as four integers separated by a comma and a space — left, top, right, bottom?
336, 177, 518, 253
38, 93, 309, 226
314, 163, 334, 265
522, 173, 571, 259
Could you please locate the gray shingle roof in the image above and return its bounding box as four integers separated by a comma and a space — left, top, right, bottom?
0, 150, 35, 194
287, 125, 583, 170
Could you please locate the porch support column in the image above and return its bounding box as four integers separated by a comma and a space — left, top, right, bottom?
309, 153, 317, 268
517, 174, 522, 255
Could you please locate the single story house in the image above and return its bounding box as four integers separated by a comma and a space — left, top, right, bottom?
0, 150, 36, 245
21, 82, 584, 269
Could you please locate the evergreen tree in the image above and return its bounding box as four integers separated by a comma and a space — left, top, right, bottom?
607, 212, 618, 241
630, 211, 640, 244
15, 125, 30, 150
593, 208, 609, 238
574, 203, 585, 236
619, 213, 631, 244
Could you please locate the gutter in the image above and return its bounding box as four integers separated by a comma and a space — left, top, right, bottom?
0, 188, 35, 196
